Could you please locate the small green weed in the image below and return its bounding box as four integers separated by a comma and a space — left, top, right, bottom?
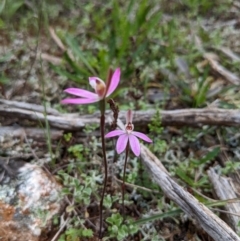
221, 161, 240, 175
148, 109, 168, 155
58, 227, 93, 241
175, 147, 220, 188
105, 213, 138, 241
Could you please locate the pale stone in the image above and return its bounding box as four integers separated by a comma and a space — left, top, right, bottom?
0, 160, 63, 241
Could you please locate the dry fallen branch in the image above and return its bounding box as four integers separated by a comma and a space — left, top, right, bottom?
218, 47, 240, 62
1, 99, 240, 130
140, 144, 240, 241
204, 53, 240, 85
0, 126, 63, 142
208, 168, 240, 233
0, 99, 60, 115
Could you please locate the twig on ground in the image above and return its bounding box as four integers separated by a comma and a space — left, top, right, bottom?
140, 144, 240, 241
208, 168, 240, 233
2, 99, 240, 130
51, 216, 71, 241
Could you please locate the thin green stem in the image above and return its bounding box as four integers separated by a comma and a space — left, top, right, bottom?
122, 142, 129, 218
99, 100, 107, 239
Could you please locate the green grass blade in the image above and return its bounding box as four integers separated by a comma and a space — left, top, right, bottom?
65, 35, 97, 75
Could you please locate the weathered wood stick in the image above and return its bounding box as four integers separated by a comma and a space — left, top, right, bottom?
0, 99, 60, 115
140, 144, 240, 241
0, 126, 63, 141
1, 99, 240, 130
208, 168, 240, 233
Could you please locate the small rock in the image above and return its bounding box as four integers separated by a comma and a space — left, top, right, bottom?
0, 160, 63, 241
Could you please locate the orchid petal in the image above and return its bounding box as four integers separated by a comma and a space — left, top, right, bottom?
132, 131, 152, 143
64, 88, 98, 99
106, 68, 121, 97
116, 134, 129, 154
105, 130, 125, 138
61, 98, 99, 104
129, 134, 141, 156
126, 110, 133, 123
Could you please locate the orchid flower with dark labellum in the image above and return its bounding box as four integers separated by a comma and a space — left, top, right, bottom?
61, 68, 121, 104
105, 110, 152, 156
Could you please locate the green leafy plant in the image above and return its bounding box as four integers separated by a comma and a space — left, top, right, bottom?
0, 0, 25, 19
175, 147, 220, 188
51, 0, 162, 89
68, 144, 86, 160
58, 227, 93, 241
193, 68, 212, 107
148, 109, 168, 154
221, 161, 240, 175
105, 213, 138, 241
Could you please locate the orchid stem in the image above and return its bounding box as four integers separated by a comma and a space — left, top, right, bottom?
122, 142, 129, 219
98, 68, 113, 238
99, 101, 107, 239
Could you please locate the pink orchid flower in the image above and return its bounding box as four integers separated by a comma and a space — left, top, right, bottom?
105, 110, 152, 156
61, 68, 121, 104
